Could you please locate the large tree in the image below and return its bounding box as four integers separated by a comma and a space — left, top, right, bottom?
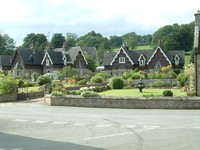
66, 33, 77, 47
22, 33, 47, 49
152, 22, 194, 52
109, 35, 123, 48
0, 34, 15, 55
122, 32, 138, 49
51, 33, 65, 48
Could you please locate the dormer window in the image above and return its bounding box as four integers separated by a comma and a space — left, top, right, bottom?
174, 55, 180, 66
46, 59, 50, 66
138, 54, 146, 66
119, 57, 125, 64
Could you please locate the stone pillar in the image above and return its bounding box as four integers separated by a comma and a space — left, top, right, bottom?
194, 10, 200, 95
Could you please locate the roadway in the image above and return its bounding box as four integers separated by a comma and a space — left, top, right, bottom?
0, 98, 200, 150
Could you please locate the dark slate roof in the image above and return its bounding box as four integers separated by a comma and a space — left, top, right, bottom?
0, 55, 12, 67
82, 47, 99, 63
103, 46, 185, 66
17, 48, 44, 65
47, 51, 63, 65
102, 52, 116, 66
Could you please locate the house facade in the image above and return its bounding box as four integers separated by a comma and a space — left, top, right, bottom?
0, 55, 12, 75
11, 43, 92, 77
102, 44, 185, 76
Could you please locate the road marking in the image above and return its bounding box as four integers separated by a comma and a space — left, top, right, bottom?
73, 123, 89, 127
193, 127, 200, 129
85, 132, 132, 140
169, 126, 185, 129
13, 119, 29, 122
52, 121, 68, 125
121, 125, 136, 128
143, 125, 160, 129
33, 120, 48, 123
96, 124, 112, 128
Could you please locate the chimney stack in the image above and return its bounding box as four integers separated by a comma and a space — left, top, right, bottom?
194, 10, 200, 51
30, 42, 35, 53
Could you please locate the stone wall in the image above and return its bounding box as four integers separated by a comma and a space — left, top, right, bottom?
17, 91, 44, 100
0, 94, 17, 102
45, 95, 200, 109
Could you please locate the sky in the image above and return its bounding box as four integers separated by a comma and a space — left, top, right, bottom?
0, 0, 199, 46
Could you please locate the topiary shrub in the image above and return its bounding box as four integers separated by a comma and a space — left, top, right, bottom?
110, 77, 124, 89
90, 76, 103, 83
162, 90, 173, 97
37, 75, 52, 85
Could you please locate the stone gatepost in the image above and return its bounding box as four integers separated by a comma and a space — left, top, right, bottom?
194, 10, 200, 95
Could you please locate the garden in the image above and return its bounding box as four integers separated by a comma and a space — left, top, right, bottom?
0, 64, 197, 98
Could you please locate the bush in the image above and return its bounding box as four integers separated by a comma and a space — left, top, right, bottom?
0, 77, 18, 94
37, 75, 52, 85
90, 76, 103, 83
186, 91, 197, 96
81, 91, 99, 97
110, 77, 124, 89
77, 79, 87, 85
51, 91, 64, 96
162, 90, 173, 97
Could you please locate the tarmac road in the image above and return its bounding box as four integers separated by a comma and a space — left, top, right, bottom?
0, 99, 200, 150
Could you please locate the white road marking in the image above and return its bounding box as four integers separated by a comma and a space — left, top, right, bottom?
96, 124, 112, 128
72, 123, 89, 127
121, 124, 136, 128
52, 121, 68, 125
143, 125, 160, 129
85, 132, 132, 140
193, 127, 200, 129
33, 120, 48, 123
169, 126, 185, 129
13, 119, 29, 122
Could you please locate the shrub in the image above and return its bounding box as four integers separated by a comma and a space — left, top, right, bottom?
81, 91, 99, 97
31, 72, 38, 82
176, 73, 189, 87
110, 77, 124, 89
37, 75, 52, 85
186, 91, 197, 96
51, 91, 64, 96
90, 76, 103, 83
162, 90, 173, 97
0, 77, 18, 94
77, 79, 87, 85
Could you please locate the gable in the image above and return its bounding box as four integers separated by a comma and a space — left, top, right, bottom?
147, 46, 171, 67
11, 50, 24, 69
110, 47, 134, 65
73, 51, 87, 68
41, 52, 53, 65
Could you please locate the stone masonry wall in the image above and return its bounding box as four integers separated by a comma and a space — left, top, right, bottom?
45, 95, 200, 109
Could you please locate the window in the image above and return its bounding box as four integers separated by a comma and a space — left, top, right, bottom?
46, 59, 50, 66
139, 60, 145, 66
119, 57, 125, 64
174, 55, 180, 66
64, 58, 67, 66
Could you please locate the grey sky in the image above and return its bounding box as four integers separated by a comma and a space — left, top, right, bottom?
0, 0, 198, 46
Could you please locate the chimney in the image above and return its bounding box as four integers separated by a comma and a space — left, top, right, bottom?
194, 10, 200, 51
45, 42, 52, 51
30, 42, 35, 53
63, 41, 68, 48
123, 42, 129, 50
158, 40, 164, 50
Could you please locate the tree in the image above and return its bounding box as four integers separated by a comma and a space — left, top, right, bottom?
51, 33, 65, 48
59, 66, 78, 79
0, 34, 15, 55
66, 33, 77, 47
109, 35, 123, 48
22, 33, 47, 49
85, 55, 96, 72
122, 32, 138, 49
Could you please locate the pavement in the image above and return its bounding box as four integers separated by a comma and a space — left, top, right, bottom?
0, 98, 200, 150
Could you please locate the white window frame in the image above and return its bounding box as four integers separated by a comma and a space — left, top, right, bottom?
174, 55, 180, 66
139, 60, 145, 66
64, 58, 67, 66
119, 57, 125, 64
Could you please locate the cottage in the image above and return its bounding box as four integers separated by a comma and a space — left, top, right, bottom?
102, 43, 184, 75
0, 55, 12, 74
11, 42, 93, 77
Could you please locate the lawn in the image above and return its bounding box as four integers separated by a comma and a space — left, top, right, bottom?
18, 86, 42, 93
99, 88, 186, 97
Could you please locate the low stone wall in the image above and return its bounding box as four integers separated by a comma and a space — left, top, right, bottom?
0, 93, 17, 102
45, 95, 200, 109
17, 91, 44, 100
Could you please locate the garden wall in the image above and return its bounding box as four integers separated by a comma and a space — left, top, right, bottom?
0, 94, 17, 102
45, 95, 200, 109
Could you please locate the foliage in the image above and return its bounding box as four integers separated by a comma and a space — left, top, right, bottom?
31, 72, 39, 82
51, 91, 64, 96
81, 91, 99, 97
37, 75, 51, 85
110, 77, 124, 89
51, 33, 65, 48
122, 32, 138, 49
77, 79, 87, 85
90, 76, 103, 83
109, 35, 122, 48
94, 72, 111, 80
186, 91, 197, 97
162, 90, 173, 97
0, 76, 18, 94
85, 55, 96, 72
59, 66, 79, 79
0, 34, 15, 55
66, 33, 77, 47
176, 73, 189, 87
22, 33, 47, 49
94, 85, 111, 92
147, 80, 164, 88
152, 22, 194, 52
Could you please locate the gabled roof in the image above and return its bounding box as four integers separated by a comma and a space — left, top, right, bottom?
82, 47, 99, 63
16, 48, 44, 65
102, 52, 116, 66
0, 55, 12, 67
